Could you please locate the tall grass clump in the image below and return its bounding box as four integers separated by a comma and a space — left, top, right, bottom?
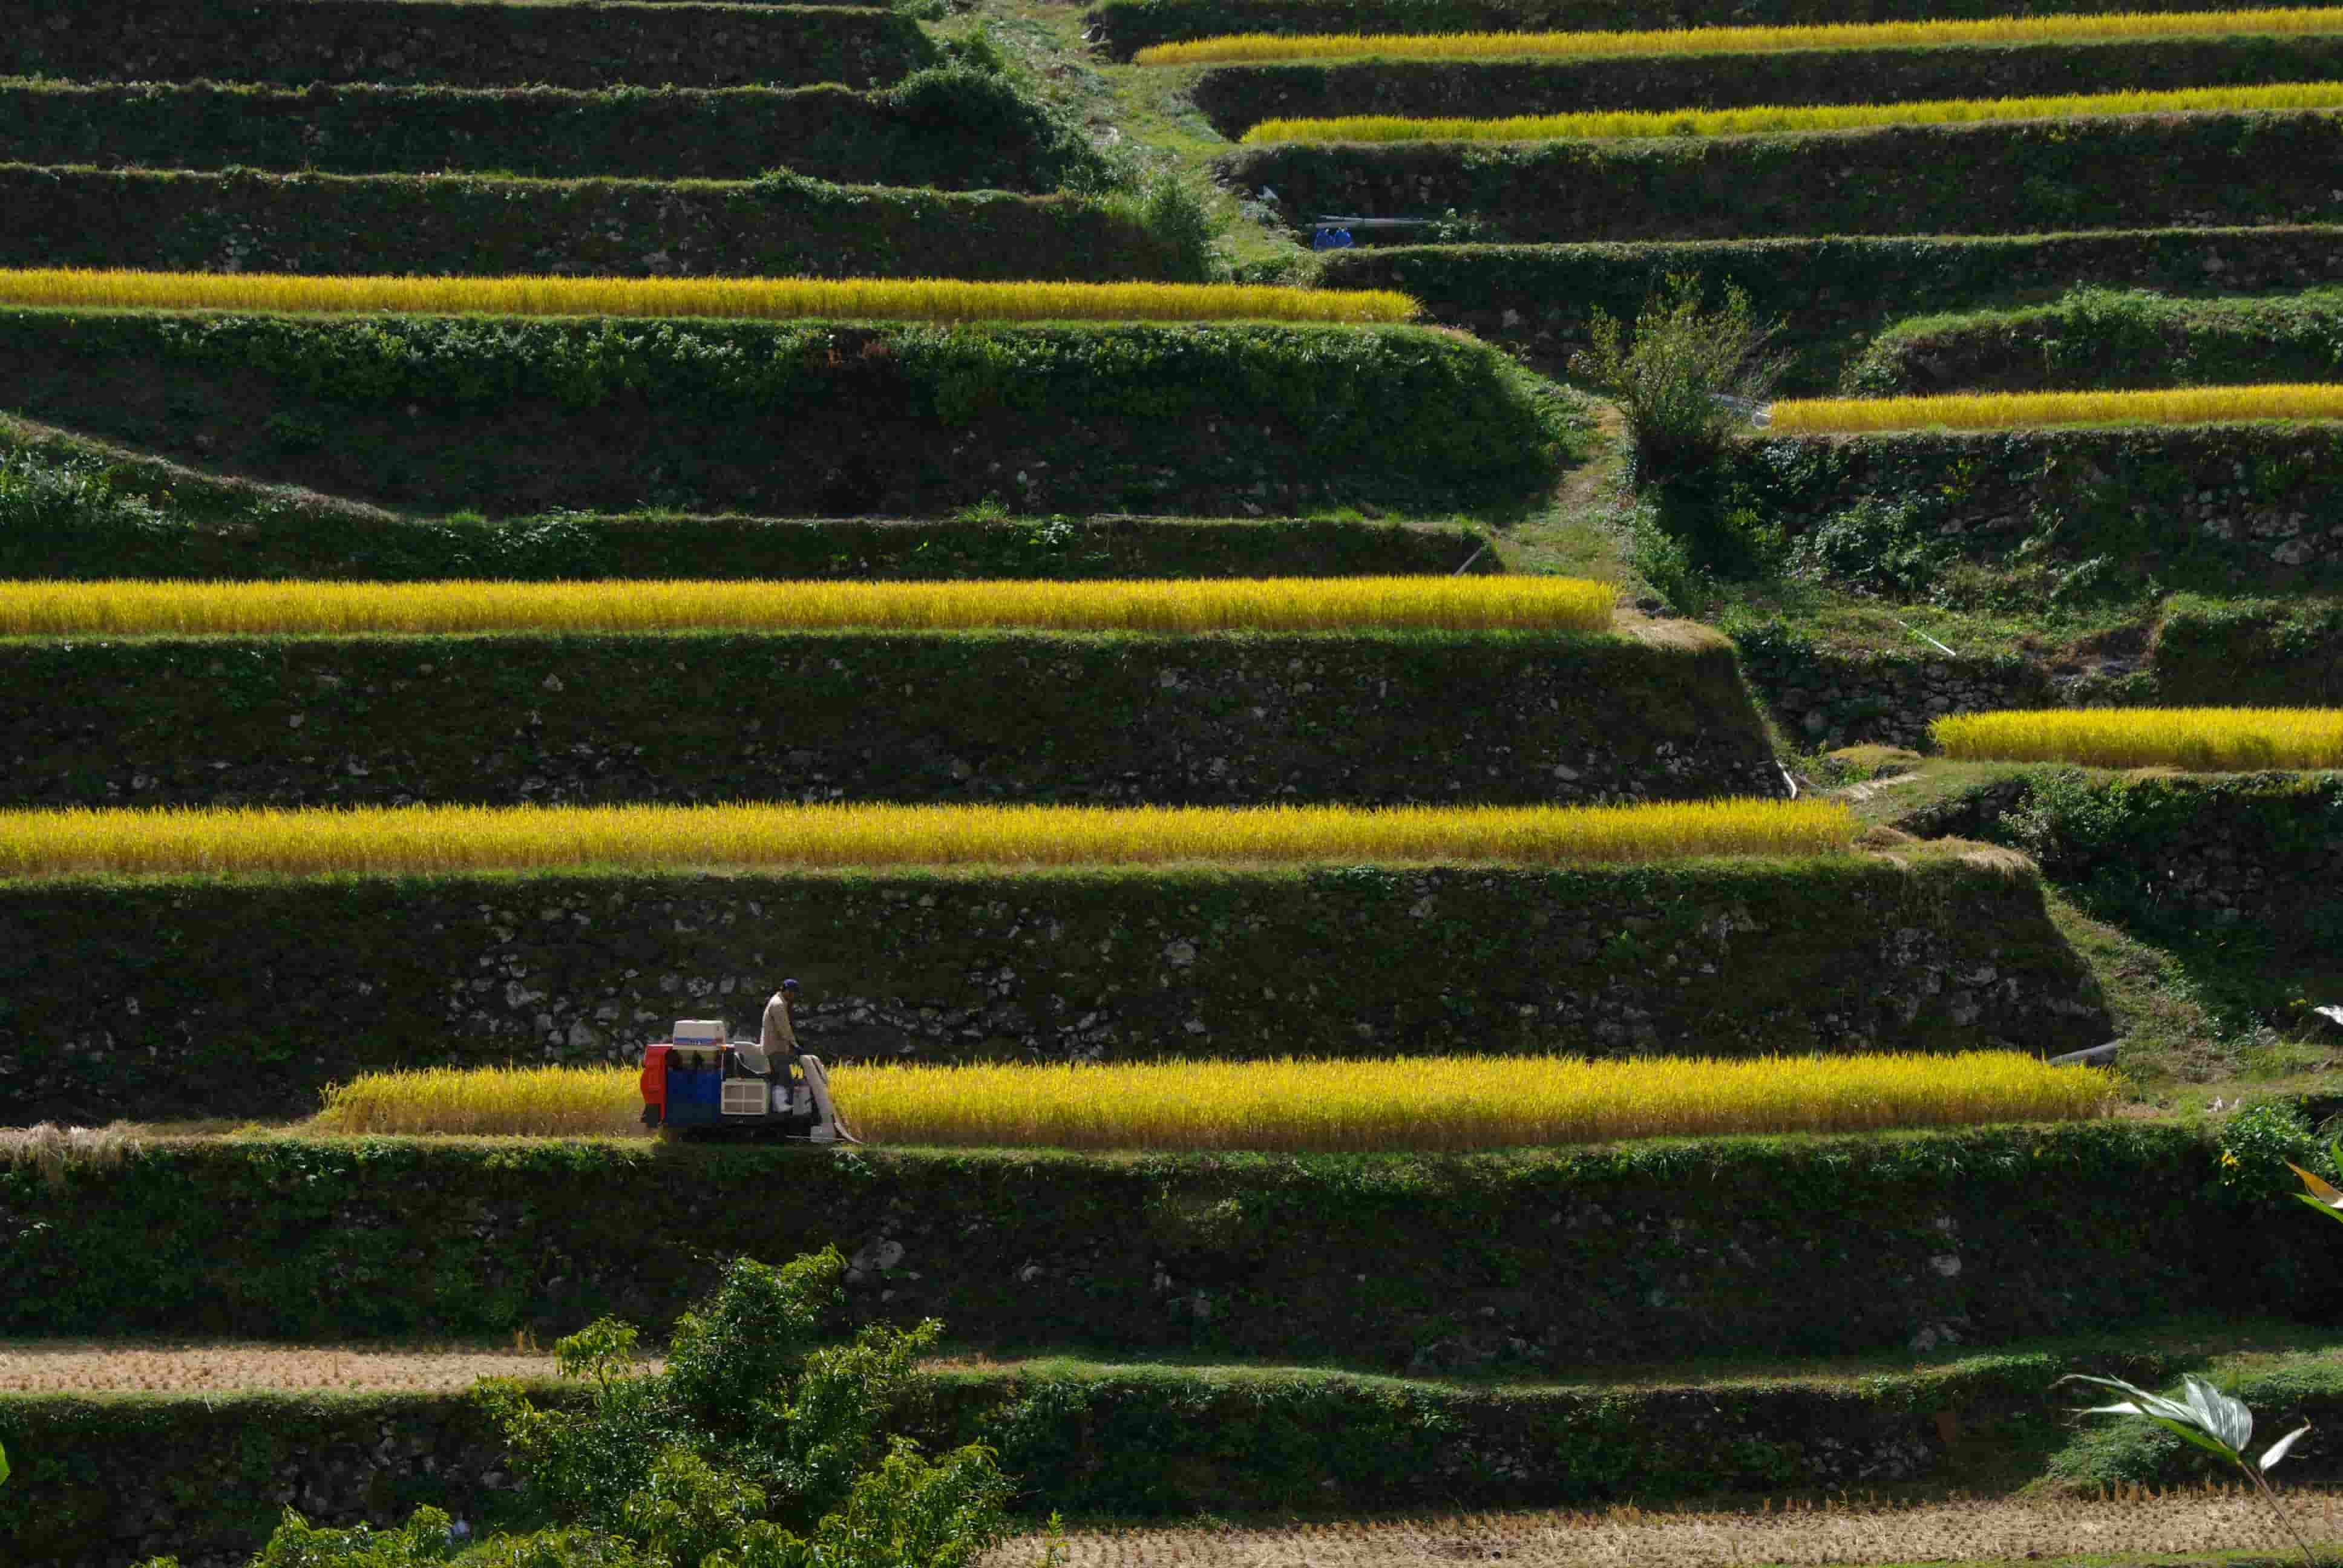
0, 800, 1856, 879
0, 577, 1616, 636
1769, 384, 2343, 432
1136, 6, 2343, 64
0, 270, 1412, 325
1241, 82, 2343, 144
310, 1052, 2111, 1147
1933, 708, 2343, 769
1572, 275, 1786, 482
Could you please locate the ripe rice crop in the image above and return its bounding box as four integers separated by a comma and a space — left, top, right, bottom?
1933, 707, 2343, 769
0, 799, 1853, 879
1241, 80, 2343, 144
310, 1051, 2108, 1148
1767, 384, 2343, 432
1136, 5, 2343, 64
0, 269, 1417, 325
0, 577, 1617, 636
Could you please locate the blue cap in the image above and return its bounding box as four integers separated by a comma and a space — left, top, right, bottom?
782, 978, 800, 990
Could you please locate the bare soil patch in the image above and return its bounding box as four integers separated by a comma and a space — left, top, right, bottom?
996, 1492, 2343, 1568
0, 1339, 560, 1395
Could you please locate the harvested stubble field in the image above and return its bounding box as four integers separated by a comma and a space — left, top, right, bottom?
1767, 383, 2343, 431
0, 799, 1854, 878
995, 1492, 2343, 1567
0, 577, 1617, 636
0, 1341, 557, 1394
1242, 80, 2343, 142
312, 1052, 2112, 1147
1135, 5, 2343, 64
0, 270, 1417, 325
1933, 707, 2343, 768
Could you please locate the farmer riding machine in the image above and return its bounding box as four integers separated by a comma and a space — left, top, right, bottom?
638, 1019, 847, 1142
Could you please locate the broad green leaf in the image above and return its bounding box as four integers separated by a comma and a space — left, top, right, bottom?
2263, 1423, 2313, 1472
1, 1436, 8, 1486
2181, 1374, 2255, 1455
2145, 1414, 2246, 1463
2062, 1373, 2247, 1464
2294, 1191, 2343, 1226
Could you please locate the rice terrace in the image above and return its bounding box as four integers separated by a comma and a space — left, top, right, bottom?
22, 0, 2343, 1565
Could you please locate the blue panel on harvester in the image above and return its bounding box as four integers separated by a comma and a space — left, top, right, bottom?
667, 1059, 722, 1126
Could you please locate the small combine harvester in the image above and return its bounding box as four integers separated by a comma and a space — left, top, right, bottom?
638, 1019, 851, 1142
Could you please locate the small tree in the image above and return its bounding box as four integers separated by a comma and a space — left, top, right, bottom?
1570, 275, 1787, 484
251, 1249, 1012, 1568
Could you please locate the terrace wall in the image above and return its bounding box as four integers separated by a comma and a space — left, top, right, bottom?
10, 1332, 2333, 1567
1732, 627, 2056, 751
0, 1122, 2281, 1377
2150, 595, 2343, 704
1192, 36, 2343, 136
0, 857, 2105, 1123
1225, 114, 2343, 247
0, 630, 1772, 809
1901, 768, 2343, 946
0, 166, 1184, 284
0, 76, 1094, 192
1844, 293, 2343, 395
1313, 227, 2343, 391
2, 1, 932, 90
1715, 426, 2343, 581
0, 312, 1570, 515
0, 449, 1489, 580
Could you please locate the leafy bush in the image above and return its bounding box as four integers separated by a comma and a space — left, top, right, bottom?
1784, 495, 1947, 595
253, 1250, 1011, 1568
2215, 1101, 2319, 1201
0, 449, 175, 549
1570, 275, 1786, 483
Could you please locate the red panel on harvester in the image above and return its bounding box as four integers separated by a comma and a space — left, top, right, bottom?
640, 1044, 671, 1118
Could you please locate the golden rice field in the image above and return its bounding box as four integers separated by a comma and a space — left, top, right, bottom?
0, 799, 1855, 879
1933, 708, 2343, 769
1767, 384, 2343, 433
310, 1051, 2109, 1149
0, 269, 1417, 325
0, 577, 1617, 636
1240, 80, 2343, 143
1135, 5, 2343, 63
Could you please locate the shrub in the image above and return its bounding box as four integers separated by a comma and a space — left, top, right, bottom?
252, 1250, 1012, 1568
1571, 275, 1788, 483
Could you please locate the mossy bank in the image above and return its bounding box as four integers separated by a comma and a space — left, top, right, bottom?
0, 312, 1578, 517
